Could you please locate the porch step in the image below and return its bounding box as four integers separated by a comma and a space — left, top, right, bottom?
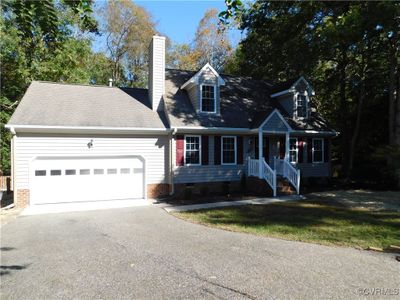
277, 177, 296, 196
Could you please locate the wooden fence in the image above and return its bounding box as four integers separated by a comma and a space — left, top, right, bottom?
0, 176, 11, 191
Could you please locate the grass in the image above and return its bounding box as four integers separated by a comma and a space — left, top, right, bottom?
174, 190, 400, 249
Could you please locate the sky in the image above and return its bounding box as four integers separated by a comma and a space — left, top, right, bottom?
93, 0, 243, 52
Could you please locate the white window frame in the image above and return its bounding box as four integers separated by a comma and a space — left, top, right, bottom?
221, 136, 237, 165
294, 91, 308, 119
289, 137, 298, 164
312, 138, 324, 163
184, 135, 202, 166
200, 84, 217, 113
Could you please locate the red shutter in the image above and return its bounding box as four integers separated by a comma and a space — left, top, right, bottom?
237, 136, 243, 164
201, 135, 209, 165
307, 138, 313, 163
263, 137, 269, 162
279, 136, 285, 159
214, 136, 221, 165
324, 138, 330, 163
176, 135, 184, 166
298, 138, 304, 163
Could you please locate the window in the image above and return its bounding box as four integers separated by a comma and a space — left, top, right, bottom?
120, 168, 130, 174
94, 169, 104, 175
80, 169, 90, 175
65, 169, 76, 175
185, 136, 201, 165
296, 93, 308, 118
200, 85, 216, 112
289, 138, 298, 163
312, 138, 324, 163
222, 136, 236, 165
107, 168, 117, 175
50, 170, 61, 176
35, 170, 46, 176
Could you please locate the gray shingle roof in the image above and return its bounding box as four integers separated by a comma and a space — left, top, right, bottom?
8, 74, 335, 133
8, 81, 168, 128
164, 69, 335, 132
164, 69, 276, 128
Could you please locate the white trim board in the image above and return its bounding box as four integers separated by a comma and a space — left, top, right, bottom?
259, 109, 292, 132
181, 63, 225, 89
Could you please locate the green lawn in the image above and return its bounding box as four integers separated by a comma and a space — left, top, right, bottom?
174, 190, 400, 249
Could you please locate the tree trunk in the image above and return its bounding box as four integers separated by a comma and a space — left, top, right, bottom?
348, 54, 366, 180
388, 38, 397, 145
339, 46, 349, 177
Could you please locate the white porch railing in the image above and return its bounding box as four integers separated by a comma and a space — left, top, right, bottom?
247, 158, 259, 177
262, 158, 277, 197
247, 158, 277, 197
274, 158, 300, 195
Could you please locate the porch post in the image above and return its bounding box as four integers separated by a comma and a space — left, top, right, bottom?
285, 132, 290, 162
258, 129, 263, 178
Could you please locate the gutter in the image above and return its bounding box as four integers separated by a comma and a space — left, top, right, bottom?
5, 124, 172, 135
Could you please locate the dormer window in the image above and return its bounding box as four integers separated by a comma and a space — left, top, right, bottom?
200, 85, 216, 113
295, 92, 308, 119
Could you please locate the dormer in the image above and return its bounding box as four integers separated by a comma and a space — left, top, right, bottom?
181, 63, 225, 114
270, 76, 315, 120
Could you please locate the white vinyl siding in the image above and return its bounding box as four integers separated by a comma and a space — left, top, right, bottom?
173, 135, 248, 183
14, 135, 169, 189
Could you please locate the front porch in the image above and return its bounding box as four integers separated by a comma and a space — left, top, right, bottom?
247, 132, 301, 197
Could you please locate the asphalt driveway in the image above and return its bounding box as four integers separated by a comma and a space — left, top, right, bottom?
1, 205, 399, 299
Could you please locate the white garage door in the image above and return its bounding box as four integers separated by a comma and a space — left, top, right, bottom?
30, 156, 144, 204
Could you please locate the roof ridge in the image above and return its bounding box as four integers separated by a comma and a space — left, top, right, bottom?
32, 80, 117, 89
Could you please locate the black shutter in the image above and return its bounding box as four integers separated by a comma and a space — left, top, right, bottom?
307, 138, 313, 163
201, 136, 209, 165
214, 136, 221, 165
237, 136, 243, 164
324, 138, 330, 163
298, 138, 304, 163
279, 137, 285, 159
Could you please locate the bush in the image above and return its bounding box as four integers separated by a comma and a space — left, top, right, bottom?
183, 187, 193, 200
222, 182, 230, 195
200, 186, 209, 197
240, 173, 247, 193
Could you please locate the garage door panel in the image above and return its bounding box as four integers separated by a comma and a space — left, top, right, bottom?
31, 156, 144, 204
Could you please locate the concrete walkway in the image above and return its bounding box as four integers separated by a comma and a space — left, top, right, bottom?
163, 195, 304, 212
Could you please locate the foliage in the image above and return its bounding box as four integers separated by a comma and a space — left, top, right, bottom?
102, 0, 157, 87
0, 1, 110, 175
168, 8, 233, 71
222, 1, 400, 187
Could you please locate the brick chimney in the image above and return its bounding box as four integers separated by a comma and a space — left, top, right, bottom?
148, 35, 165, 111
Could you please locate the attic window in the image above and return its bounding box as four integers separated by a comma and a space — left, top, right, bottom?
295, 93, 308, 118
200, 85, 216, 113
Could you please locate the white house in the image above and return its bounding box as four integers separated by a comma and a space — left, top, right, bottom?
6, 35, 337, 208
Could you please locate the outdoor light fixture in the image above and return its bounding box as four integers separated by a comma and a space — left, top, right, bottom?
87, 139, 93, 149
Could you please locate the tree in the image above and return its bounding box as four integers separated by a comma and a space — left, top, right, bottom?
221, 0, 400, 187
194, 8, 232, 71
0, 1, 108, 175
167, 43, 200, 71
169, 8, 232, 72
102, 0, 157, 87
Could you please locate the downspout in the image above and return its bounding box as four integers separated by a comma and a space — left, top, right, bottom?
169, 128, 177, 195
9, 126, 16, 192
